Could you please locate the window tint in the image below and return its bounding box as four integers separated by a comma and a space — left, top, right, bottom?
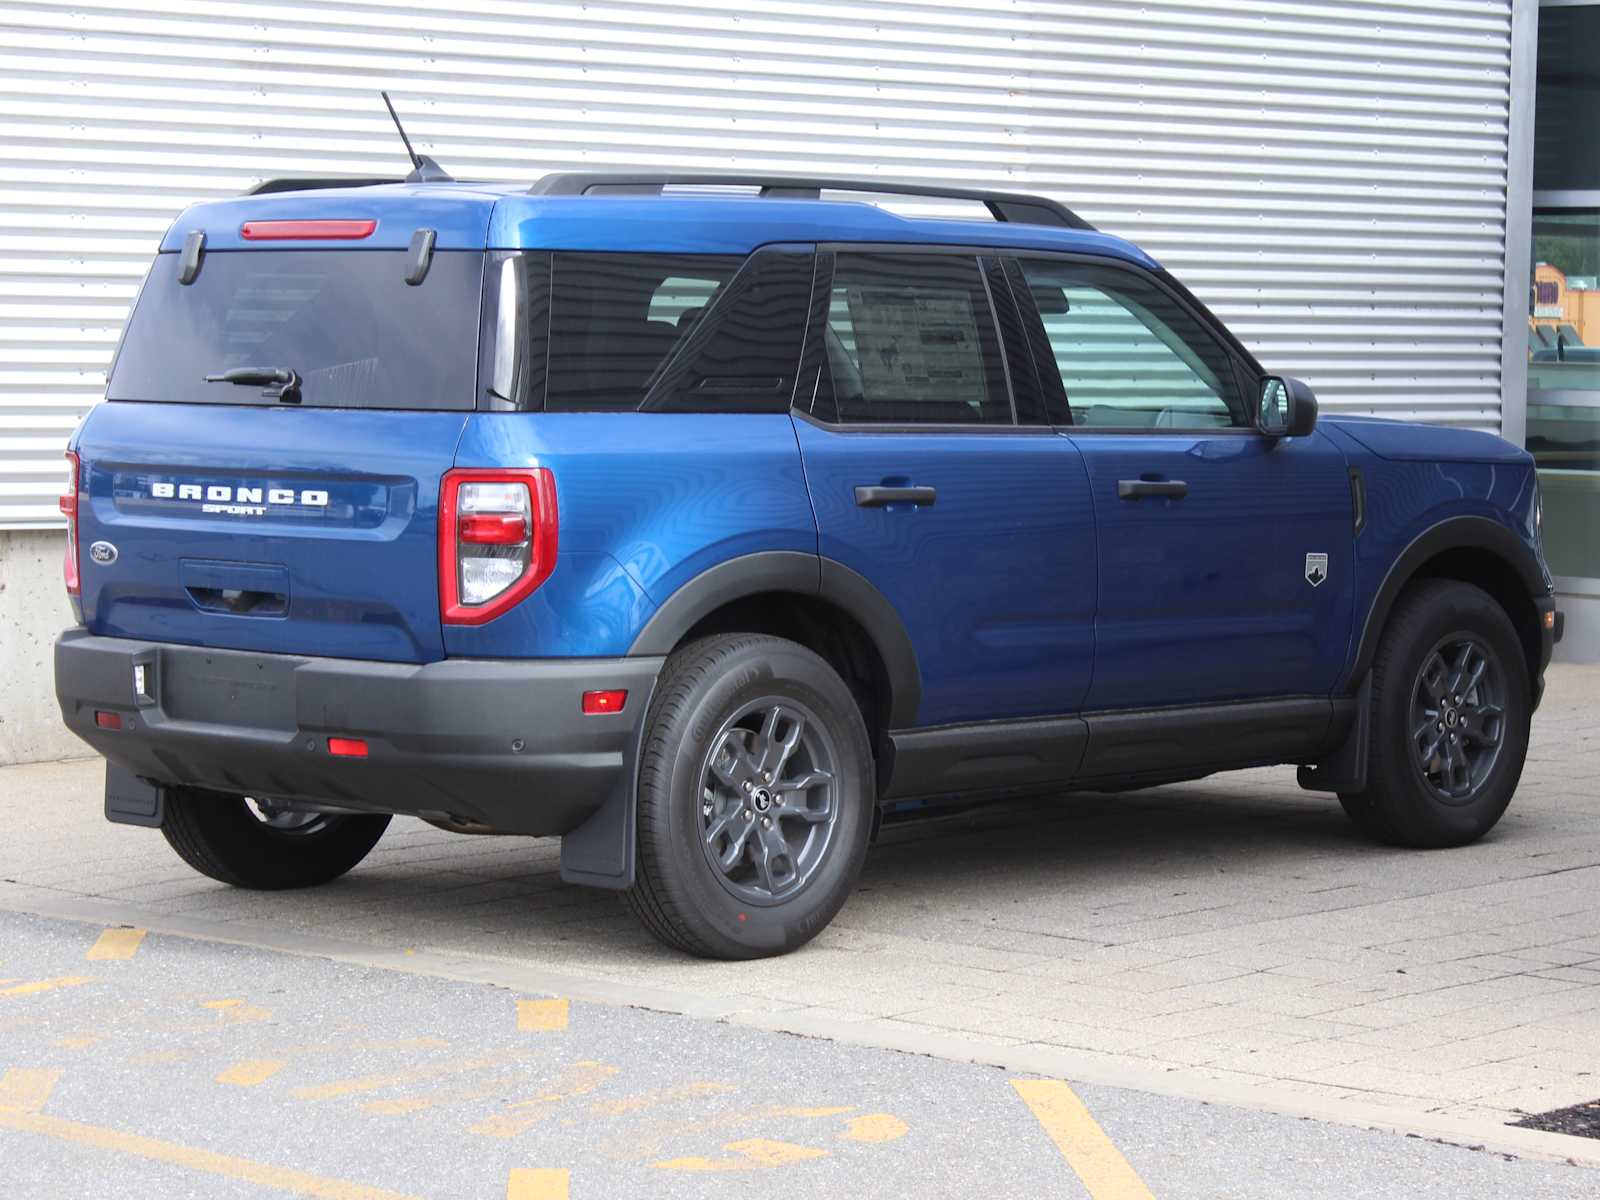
545, 253, 740, 411
1017, 260, 1244, 429
821, 253, 1011, 425
108, 250, 482, 410
645, 248, 815, 413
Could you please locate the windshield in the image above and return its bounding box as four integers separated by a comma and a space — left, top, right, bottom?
108, 250, 483, 409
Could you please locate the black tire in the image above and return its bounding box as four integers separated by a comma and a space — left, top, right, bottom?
1340, 579, 1531, 849
161, 788, 390, 890
623, 634, 875, 959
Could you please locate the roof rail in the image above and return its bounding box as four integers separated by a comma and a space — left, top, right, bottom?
527, 172, 1095, 231
246, 177, 402, 196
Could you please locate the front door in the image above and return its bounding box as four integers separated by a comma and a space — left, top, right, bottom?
1012, 255, 1355, 710
793, 250, 1097, 728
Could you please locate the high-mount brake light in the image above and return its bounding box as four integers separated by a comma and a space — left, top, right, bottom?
60, 450, 81, 597
239, 219, 377, 241
438, 468, 558, 625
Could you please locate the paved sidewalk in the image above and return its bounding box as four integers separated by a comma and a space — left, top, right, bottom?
4, 665, 1598, 1143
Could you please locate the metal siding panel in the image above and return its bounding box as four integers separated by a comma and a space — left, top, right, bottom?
0, 0, 1515, 527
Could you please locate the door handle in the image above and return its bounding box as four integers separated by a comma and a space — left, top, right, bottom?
1117, 479, 1188, 500
854, 485, 937, 508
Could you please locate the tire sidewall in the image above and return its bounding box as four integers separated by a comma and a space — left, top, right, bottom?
646, 641, 873, 957
1374, 585, 1531, 845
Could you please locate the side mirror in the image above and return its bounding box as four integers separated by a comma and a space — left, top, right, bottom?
1257, 375, 1318, 438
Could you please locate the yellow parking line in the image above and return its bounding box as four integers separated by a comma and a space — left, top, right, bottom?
654, 1137, 829, 1171
0, 976, 92, 998
217, 1059, 287, 1088
517, 999, 569, 1032
1012, 1079, 1155, 1200
86, 927, 146, 961
293, 1055, 507, 1101
0, 1067, 60, 1113
0, 1106, 419, 1200
506, 1168, 569, 1199
840, 1113, 909, 1143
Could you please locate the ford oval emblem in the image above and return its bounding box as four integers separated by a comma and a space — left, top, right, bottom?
89, 540, 118, 565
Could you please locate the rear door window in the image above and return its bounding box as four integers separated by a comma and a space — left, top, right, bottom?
108, 250, 483, 410
542, 250, 814, 413
544, 253, 740, 411
817, 252, 1012, 425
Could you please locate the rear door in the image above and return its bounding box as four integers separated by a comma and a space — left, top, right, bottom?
74, 242, 485, 663
1012, 255, 1354, 709
793, 249, 1097, 727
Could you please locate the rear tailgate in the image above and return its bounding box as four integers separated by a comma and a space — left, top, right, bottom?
75, 402, 465, 662
74, 188, 494, 663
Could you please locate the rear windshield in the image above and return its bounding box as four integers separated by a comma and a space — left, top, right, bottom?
108, 250, 482, 409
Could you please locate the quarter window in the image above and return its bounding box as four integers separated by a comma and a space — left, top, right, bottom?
1017, 260, 1244, 429
820, 253, 1012, 425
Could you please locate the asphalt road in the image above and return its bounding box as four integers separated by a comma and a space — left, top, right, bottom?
2, 910, 1596, 1199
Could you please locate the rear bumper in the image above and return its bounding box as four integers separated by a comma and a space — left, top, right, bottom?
55, 629, 662, 836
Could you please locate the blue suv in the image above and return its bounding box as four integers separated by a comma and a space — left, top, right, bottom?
55, 172, 1562, 959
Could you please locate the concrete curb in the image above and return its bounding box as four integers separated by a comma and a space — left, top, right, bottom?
3, 891, 1595, 1171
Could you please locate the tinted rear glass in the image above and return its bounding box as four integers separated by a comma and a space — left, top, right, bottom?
108, 250, 482, 409
545, 253, 741, 411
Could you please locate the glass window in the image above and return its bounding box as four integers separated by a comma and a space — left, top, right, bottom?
820, 253, 1011, 425
108, 250, 483, 410
546, 253, 740, 411
1016, 260, 1244, 429
1530, 210, 1600, 394
645, 248, 815, 413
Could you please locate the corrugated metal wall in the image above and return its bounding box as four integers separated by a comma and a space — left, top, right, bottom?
0, 0, 1516, 528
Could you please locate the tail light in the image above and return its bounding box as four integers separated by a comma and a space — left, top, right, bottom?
438, 468, 557, 625
60, 450, 81, 597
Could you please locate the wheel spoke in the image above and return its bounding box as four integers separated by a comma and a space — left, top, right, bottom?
1462, 704, 1504, 746
716, 819, 755, 873
708, 730, 758, 790
753, 822, 793, 893
704, 806, 741, 848
754, 706, 805, 780
1419, 652, 1451, 704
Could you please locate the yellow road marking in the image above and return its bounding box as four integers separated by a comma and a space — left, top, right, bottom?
771, 1105, 853, 1118
54, 1035, 101, 1051
0, 1068, 60, 1113
840, 1113, 908, 1143
469, 1061, 618, 1138
86, 927, 146, 961
655, 1137, 829, 1171
293, 1055, 507, 1101
0, 1106, 419, 1199
506, 1168, 569, 1199
201, 997, 272, 1024
0, 976, 92, 998
217, 1059, 287, 1088
1011, 1078, 1155, 1200
588, 1081, 736, 1116
517, 999, 569, 1032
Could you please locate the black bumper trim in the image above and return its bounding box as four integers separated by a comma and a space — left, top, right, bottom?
56, 629, 662, 838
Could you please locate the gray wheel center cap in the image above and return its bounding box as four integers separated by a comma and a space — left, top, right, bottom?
1444, 708, 1460, 728
752, 787, 774, 812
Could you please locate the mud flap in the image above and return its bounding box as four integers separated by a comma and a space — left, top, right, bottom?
1297, 674, 1371, 794
105, 761, 164, 827
558, 679, 656, 890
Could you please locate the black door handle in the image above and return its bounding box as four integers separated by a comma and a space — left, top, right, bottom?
1117, 479, 1189, 500
855, 485, 937, 508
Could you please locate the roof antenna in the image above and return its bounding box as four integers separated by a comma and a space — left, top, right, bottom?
381, 91, 453, 184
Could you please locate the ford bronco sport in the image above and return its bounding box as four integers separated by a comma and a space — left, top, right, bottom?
56, 171, 1562, 959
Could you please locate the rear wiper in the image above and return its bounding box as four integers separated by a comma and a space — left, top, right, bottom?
204, 366, 302, 402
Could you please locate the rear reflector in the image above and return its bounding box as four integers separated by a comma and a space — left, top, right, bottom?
240, 219, 377, 241
94, 711, 123, 730
582, 690, 628, 715
327, 737, 369, 758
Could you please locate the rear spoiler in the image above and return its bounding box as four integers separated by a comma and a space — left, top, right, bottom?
247, 177, 402, 196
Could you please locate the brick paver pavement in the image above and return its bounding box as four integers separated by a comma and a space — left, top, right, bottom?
4, 664, 1597, 1134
